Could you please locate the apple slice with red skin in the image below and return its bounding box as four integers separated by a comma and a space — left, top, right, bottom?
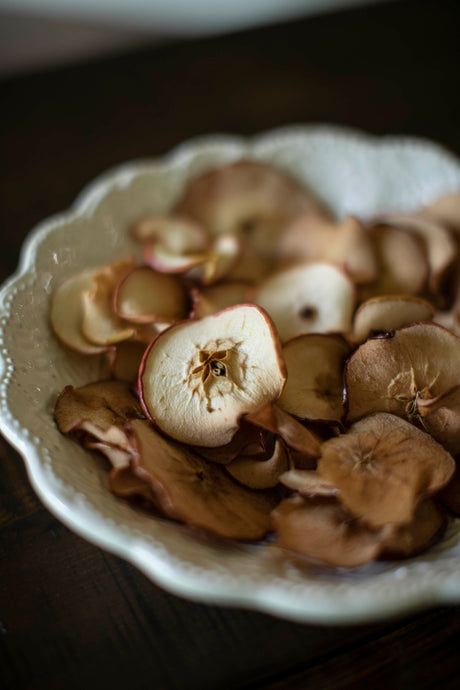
139, 304, 287, 447
191, 281, 252, 319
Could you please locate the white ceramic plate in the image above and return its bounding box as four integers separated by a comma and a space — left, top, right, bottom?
1, 125, 460, 624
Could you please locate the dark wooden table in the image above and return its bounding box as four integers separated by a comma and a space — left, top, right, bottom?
1, 1, 460, 688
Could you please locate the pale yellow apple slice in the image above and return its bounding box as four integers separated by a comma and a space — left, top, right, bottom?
81, 258, 136, 345
254, 262, 355, 341
278, 214, 377, 284
139, 304, 286, 447
114, 265, 187, 324
132, 215, 208, 250
277, 333, 350, 422
352, 295, 435, 344
50, 268, 108, 355
175, 159, 330, 258
191, 281, 251, 319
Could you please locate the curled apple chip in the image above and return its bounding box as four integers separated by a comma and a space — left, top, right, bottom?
139, 304, 286, 447
317, 413, 454, 528
132, 215, 208, 250
254, 262, 355, 341
81, 258, 136, 346
54, 380, 145, 450
279, 469, 338, 497
175, 160, 328, 258
225, 439, 290, 489
246, 403, 321, 459
278, 334, 350, 422
377, 214, 457, 298
345, 322, 460, 428
272, 495, 446, 568
272, 495, 385, 568
352, 295, 435, 344
191, 282, 252, 319
50, 268, 108, 355
114, 265, 187, 324
125, 418, 279, 540
359, 224, 428, 301
278, 214, 377, 284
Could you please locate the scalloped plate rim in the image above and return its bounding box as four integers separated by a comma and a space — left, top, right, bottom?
1, 124, 460, 624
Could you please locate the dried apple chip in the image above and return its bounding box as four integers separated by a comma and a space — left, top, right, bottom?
114, 265, 187, 324
352, 295, 434, 344
377, 213, 457, 298
278, 334, 350, 422
55, 380, 145, 450
191, 281, 252, 319
345, 322, 460, 427
359, 224, 427, 301
139, 304, 286, 447
317, 413, 454, 527
81, 258, 136, 345
126, 418, 279, 539
254, 262, 355, 342
246, 403, 321, 458
175, 159, 328, 258
278, 214, 377, 284
50, 268, 108, 355
272, 495, 385, 568
225, 439, 290, 489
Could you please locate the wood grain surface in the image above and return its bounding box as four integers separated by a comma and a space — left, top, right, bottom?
1, 1, 460, 688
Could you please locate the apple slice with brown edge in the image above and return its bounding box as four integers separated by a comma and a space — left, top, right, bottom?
278, 333, 350, 422
254, 262, 355, 342
377, 213, 457, 299
139, 304, 286, 447
345, 322, 460, 430
114, 265, 187, 324
317, 412, 454, 528
278, 214, 377, 284
54, 380, 145, 450
225, 439, 290, 489
191, 281, 252, 319
125, 418, 280, 540
359, 224, 428, 301
174, 159, 330, 259
352, 294, 434, 344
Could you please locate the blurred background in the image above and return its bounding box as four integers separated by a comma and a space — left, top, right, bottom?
0, 0, 394, 75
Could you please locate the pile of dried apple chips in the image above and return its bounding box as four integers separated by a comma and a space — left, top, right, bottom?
51, 160, 460, 568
